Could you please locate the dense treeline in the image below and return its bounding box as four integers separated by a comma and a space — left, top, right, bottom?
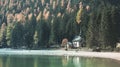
0, 0, 120, 49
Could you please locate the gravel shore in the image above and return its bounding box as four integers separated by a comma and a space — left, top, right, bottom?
0, 48, 120, 61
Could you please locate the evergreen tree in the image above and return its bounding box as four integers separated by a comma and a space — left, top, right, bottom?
48, 20, 55, 46
0, 23, 7, 48
98, 5, 111, 48
37, 19, 51, 47
65, 18, 76, 41
24, 14, 36, 49
6, 23, 15, 47
108, 5, 120, 48
86, 12, 95, 48
52, 16, 62, 44
10, 22, 24, 48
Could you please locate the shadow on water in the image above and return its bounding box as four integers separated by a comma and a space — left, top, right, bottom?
0, 55, 120, 67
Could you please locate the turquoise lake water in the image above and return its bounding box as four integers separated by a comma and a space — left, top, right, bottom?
0, 55, 120, 67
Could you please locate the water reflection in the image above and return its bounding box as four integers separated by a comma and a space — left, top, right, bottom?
73, 57, 81, 67
0, 55, 120, 67
62, 56, 69, 67
34, 57, 38, 67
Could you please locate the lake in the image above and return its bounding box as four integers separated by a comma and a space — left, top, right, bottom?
0, 55, 120, 67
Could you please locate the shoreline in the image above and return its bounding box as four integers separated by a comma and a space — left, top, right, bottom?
0, 49, 120, 61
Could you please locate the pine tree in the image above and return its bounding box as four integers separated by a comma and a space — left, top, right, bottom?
37, 19, 51, 47
86, 12, 95, 48
0, 23, 7, 48
48, 21, 55, 46
98, 5, 110, 48
10, 22, 24, 48
6, 23, 15, 47
108, 5, 120, 48
52, 16, 62, 44
24, 14, 36, 49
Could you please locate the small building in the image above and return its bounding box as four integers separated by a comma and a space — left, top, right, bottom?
72, 36, 84, 48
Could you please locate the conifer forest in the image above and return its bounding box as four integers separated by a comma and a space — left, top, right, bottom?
0, 0, 120, 50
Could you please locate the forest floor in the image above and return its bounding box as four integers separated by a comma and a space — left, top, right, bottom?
0, 48, 120, 61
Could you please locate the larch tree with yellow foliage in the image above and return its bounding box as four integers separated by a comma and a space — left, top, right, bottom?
76, 2, 83, 24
